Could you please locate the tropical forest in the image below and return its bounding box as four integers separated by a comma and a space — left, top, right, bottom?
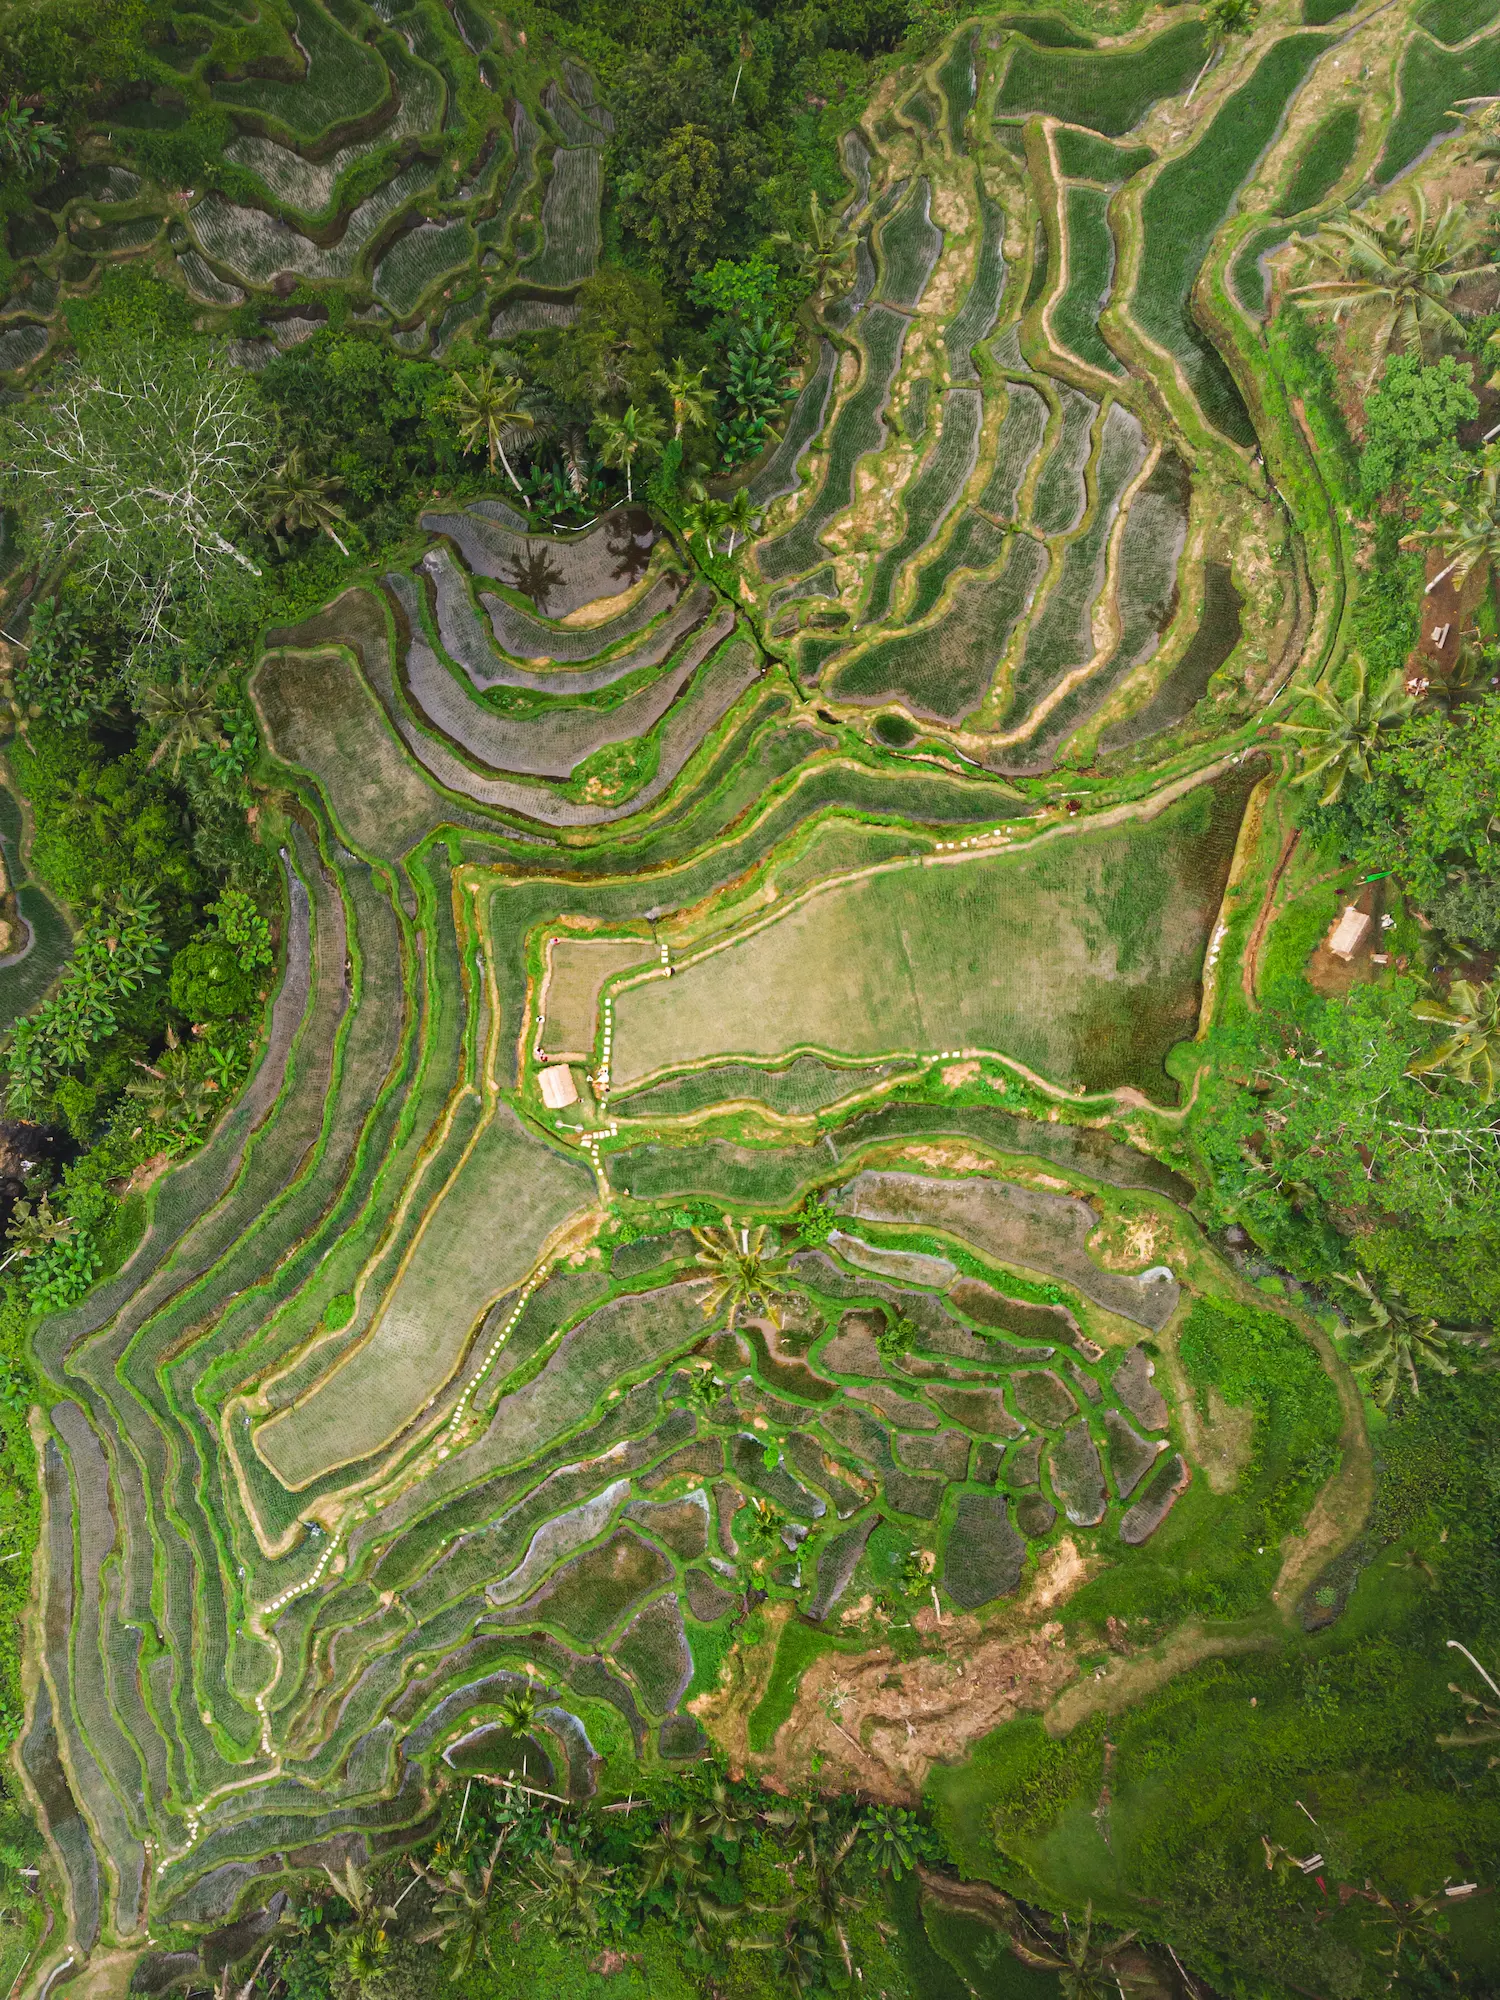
0, 0, 1496, 1992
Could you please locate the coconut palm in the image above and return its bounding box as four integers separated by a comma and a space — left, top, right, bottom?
139, 669, 228, 777
127, 1028, 220, 1134
1279, 657, 1413, 804
498, 1683, 539, 1734
409, 1834, 505, 1980
691, 1218, 793, 1328
694, 1775, 755, 1850
445, 366, 548, 499
1408, 977, 1500, 1102
773, 191, 856, 304
594, 402, 665, 504
261, 448, 352, 556
1333, 1271, 1461, 1407
655, 360, 715, 440
1406, 442, 1500, 594
522, 1837, 611, 1937
1289, 189, 1490, 383
860, 1804, 922, 1880
722, 485, 759, 556
1007, 1902, 1142, 2000
1438, 1640, 1500, 1764
1359, 1886, 1460, 1989
1186, 0, 1261, 103
684, 495, 731, 553
639, 1810, 706, 1894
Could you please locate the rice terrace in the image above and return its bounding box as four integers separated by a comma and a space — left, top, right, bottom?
0, 0, 1498, 1992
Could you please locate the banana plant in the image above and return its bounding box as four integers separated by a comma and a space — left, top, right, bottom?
1279, 657, 1413, 804
1333, 1271, 1461, 1407
1408, 977, 1500, 1102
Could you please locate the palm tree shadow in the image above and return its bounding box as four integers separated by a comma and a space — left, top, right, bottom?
503, 542, 568, 613
606, 508, 656, 589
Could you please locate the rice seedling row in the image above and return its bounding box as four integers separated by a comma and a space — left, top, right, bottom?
876, 178, 944, 307
830, 533, 1047, 719
758, 304, 909, 581
1005, 403, 1147, 727
1276, 101, 1362, 212
944, 193, 1008, 380
750, 340, 839, 505
222, 40, 445, 218
214, 0, 391, 143
976, 382, 1050, 525
1377, 21, 1500, 178
1132, 33, 1331, 443
522, 145, 602, 289
861, 388, 983, 625
1012, 453, 1190, 767
1052, 184, 1125, 376
995, 18, 1207, 134
1030, 387, 1097, 536
1051, 127, 1155, 182
900, 507, 1011, 625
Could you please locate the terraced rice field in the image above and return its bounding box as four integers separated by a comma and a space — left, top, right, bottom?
21, 6, 1446, 1979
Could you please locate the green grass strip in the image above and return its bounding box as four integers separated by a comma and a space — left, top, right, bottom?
995, 18, 1205, 135
1278, 103, 1360, 214
1378, 25, 1500, 181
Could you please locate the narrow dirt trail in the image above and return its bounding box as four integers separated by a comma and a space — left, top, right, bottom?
1242, 825, 1301, 1009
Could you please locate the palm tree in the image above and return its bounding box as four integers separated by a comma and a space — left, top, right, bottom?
445, 367, 548, 499
684, 495, 731, 553
1333, 1271, 1460, 1407
722, 485, 759, 557
860, 1804, 921, 1880
655, 360, 714, 440
773, 191, 857, 306
1279, 656, 1413, 804
639, 1810, 706, 1894
128, 1029, 220, 1135
692, 1218, 793, 1328
594, 403, 665, 504
694, 1775, 754, 1851
499, 1683, 539, 1734
522, 1837, 611, 1937
261, 448, 351, 556
1408, 977, 1500, 1101
1359, 1886, 1461, 1989
1406, 442, 1500, 594
139, 670, 228, 777
410, 1834, 505, 1981
1290, 189, 1490, 384
319, 1858, 400, 1991
1007, 1902, 1142, 2000
1438, 1639, 1500, 1765
1186, 0, 1261, 104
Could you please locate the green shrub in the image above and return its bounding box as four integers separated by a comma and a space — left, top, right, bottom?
1358, 353, 1478, 499
169, 936, 258, 1021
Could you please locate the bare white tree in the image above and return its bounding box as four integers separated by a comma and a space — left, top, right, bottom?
1, 342, 275, 648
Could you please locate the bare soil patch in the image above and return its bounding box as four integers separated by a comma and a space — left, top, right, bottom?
745, 1541, 1093, 1800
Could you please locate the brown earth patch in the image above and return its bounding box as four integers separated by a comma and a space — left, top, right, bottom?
1087, 1207, 1173, 1272
741, 1541, 1094, 1800
893, 1142, 997, 1175
941, 1060, 980, 1089
1305, 883, 1382, 999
